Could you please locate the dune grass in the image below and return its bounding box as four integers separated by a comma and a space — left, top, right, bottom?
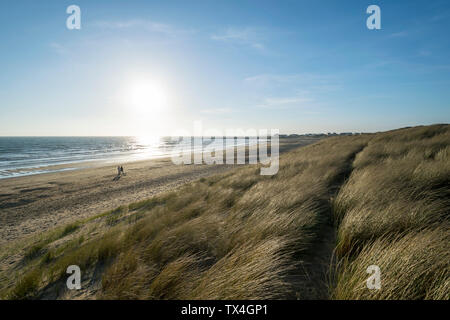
1, 135, 368, 299
332, 228, 449, 299
332, 124, 449, 299
97, 136, 368, 300
1, 124, 448, 300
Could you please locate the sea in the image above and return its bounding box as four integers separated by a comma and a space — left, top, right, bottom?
0, 136, 255, 179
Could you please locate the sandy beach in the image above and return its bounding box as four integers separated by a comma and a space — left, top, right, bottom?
0, 137, 320, 246
0, 158, 235, 245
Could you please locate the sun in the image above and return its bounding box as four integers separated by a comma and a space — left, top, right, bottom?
130, 80, 168, 115
125, 78, 172, 137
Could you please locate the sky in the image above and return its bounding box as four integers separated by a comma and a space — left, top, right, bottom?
0, 0, 449, 136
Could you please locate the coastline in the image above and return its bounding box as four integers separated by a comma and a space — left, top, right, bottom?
0, 157, 234, 245
0, 137, 321, 245
0, 136, 258, 180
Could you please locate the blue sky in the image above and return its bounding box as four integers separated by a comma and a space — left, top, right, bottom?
0, 0, 449, 136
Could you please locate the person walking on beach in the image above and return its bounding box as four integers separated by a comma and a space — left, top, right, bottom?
117, 165, 121, 176
120, 166, 125, 175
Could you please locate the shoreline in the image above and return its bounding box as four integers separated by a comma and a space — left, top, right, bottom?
0, 157, 235, 245
0, 137, 261, 180
0, 137, 322, 245
0, 154, 171, 181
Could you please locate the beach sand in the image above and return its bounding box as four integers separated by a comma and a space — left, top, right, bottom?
0, 158, 236, 245
0, 137, 321, 246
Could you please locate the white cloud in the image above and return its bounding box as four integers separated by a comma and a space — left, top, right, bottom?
256, 96, 313, 109
431, 12, 450, 22
95, 19, 194, 36
244, 73, 337, 89
211, 27, 266, 50
418, 49, 432, 57
244, 74, 301, 86
200, 108, 233, 114
49, 42, 67, 55
388, 31, 408, 38
243, 73, 340, 111
264, 97, 312, 105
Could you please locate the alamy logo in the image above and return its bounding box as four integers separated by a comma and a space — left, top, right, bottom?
170, 121, 279, 175
366, 265, 381, 290
366, 5, 381, 30
66, 265, 81, 290
66, 5, 81, 30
